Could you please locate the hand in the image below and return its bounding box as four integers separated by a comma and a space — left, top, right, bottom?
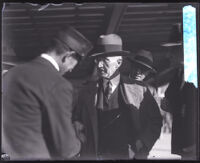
134, 140, 148, 159
135, 139, 144, 152
73, 121, 86, 143
77, 132, 86, 143
74, 121, 84, 131
128, 144, 135, 159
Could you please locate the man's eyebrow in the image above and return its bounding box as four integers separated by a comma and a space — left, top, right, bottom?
104, 58, 110, 61
98, 57, 109, 61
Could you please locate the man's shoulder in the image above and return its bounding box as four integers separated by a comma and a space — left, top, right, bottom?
3, 60, 38, 80
7, 57, 55, 73
4, 57, 65, 88
121, 75, 147, 87
120, 75, 149, 96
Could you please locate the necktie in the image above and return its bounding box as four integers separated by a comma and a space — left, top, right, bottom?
104, 80, 112, 100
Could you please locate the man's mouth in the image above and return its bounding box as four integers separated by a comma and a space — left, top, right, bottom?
68, 68, 73, 72
134, 74, 142, 79
99, 68, 105, 73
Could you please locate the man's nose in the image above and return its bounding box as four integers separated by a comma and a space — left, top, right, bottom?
74, 60, 78, 67
98, 61, 103, 68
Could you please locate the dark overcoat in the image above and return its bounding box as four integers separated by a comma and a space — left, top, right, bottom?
2, 57, 80, 160
73, 76, 162, 159
165, 73, 197, 156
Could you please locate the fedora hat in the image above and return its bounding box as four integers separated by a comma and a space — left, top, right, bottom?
161, 23, 182, 47
55, 26, 93, 57
90, 34, 130, 58
128, 49, 156, 73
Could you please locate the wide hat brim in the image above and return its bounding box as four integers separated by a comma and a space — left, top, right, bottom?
161, 23, 182, 47
90, 50, 130, 58
129, 58, 157, 73
161, 41, 182, 47
57, 26, 93, 57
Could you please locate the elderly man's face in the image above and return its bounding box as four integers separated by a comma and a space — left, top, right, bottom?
96, 56, 122, 79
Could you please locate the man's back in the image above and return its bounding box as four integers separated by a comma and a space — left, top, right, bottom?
2, 57, 79, 160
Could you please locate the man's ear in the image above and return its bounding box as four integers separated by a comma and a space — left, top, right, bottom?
61, 51, 71, 63
62, 56, 66, 63
117, 58, 123, 67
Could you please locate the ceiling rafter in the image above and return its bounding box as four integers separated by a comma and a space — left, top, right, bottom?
73, 4, 79, 28
105, 3, 128, 34
3, 3, 189, 77
24, 4, 44, 50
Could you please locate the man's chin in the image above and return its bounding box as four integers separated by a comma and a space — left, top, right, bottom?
99, 73, 109, 79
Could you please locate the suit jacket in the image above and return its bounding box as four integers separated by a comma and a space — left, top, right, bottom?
73, 76, 162, 159
2, 57, 80, 160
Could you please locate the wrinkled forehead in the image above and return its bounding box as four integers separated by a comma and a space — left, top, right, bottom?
96, 56, 122, 62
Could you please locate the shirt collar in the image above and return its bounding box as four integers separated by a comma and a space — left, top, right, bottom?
103, 74, 120, 92
110, 74, 120, 87
41, 53, 59, 71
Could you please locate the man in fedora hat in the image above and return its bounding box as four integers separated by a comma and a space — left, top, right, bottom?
128, 50, 175, 136
72, 34, 162, 160
127, 49, 160, 106
160, 23, 197, 160
2, 26, 93, 160
128, 49, 156, 82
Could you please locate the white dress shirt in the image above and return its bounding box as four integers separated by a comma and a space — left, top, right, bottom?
103, 74, 120, 94
41, 53, 59, 71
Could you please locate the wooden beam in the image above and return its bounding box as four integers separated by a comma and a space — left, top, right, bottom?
123, 12, 182, 20
119, 26, 171, 32
121, 33, 169, 45
123, 16, 181, 21
3, 17, 31, 24
121, 18, 181, 25
126, 6, 178, 13
2, 24, 16, 50
124, 10, 181, 15
106, 3, 128, 34
25, 6, 43, 43
119, 21, 179, 27
35, 16, 97, 23
90, 4, 112, 47
127, 3, 169, 8
121, 31, 169, 36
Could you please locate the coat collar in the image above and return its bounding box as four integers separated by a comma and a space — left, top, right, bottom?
34, 56, 60, 75
40, 53, 59, 71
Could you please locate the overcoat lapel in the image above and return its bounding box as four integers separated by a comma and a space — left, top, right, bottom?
86, 78, 129, 151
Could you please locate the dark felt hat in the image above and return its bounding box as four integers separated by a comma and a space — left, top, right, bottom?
161, 23, 182, 47
128, 49, 156, 73
55, 26, 93, 57
90, 34, 130, 58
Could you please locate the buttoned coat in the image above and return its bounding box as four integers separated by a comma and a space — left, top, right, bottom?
73, 76, 162, 159
2, 57, 80, 160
